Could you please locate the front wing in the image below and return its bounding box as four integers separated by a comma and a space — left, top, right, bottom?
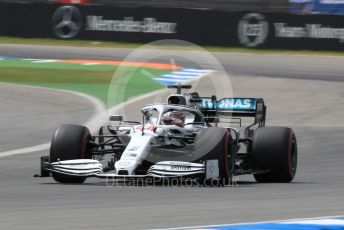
38, 157, 220, 181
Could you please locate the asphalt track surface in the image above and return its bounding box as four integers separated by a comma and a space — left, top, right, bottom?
0, 84, 96, 153
0, 44, 344, 230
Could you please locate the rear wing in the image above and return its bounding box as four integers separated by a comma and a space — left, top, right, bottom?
196, 97, 266, 126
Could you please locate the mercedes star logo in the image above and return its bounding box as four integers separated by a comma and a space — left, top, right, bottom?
238, 13, 269, 48
52, 6, 82, 39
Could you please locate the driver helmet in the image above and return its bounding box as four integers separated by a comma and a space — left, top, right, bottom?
162, 111, 185, 127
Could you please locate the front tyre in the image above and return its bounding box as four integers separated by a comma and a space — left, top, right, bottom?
194, 127, 235, 186
252, 127, 297, 183
50, 124, 92, 183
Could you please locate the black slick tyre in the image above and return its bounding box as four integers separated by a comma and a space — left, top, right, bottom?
252, 127, 297, 183
194, 127, 235, 186
50, 124, 92, 183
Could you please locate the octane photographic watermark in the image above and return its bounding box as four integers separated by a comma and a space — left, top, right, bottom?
105, 175, 239, 187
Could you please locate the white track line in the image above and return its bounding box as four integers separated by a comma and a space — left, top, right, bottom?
0, 143, 51, 158
0, 82, 170, 158
283, 219, 344, 226
31, 60, 59, 63
0, 83, 105, 158
146, 214, 344, 230
22, 58, 41, 61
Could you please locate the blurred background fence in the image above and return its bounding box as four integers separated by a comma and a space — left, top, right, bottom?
86, 0, 289, 13
0, 0, 290, 12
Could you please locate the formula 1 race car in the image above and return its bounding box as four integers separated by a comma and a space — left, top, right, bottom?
37, 84, 297, 185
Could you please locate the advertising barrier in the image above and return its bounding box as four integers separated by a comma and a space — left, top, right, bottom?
0, 3, 344, 50
289, 0, 344, 15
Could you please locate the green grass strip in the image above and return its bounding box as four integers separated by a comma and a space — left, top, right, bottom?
0, 66, 167, 107
0, 59, 117, 71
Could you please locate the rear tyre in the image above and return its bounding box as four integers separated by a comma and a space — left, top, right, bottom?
50, 124, 92, 184
252, 127, 297, 183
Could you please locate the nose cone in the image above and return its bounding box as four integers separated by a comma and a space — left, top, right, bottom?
115, 160, 136, 175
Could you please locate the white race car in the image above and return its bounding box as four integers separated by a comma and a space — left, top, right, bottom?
37, 84, 298, 185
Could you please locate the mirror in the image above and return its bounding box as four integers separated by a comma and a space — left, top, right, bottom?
204, 116, 219, 123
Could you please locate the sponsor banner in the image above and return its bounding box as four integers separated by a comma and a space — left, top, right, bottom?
198, 98, 257, 111
236, 12, 344, 50
321, 0, 344, 3
269, 13, 344, 49
316, 0, 344, 15
235, 12, 344, 49
1, 3, 344, 50
289, 0, 344, 15
0, 3, 237, 45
